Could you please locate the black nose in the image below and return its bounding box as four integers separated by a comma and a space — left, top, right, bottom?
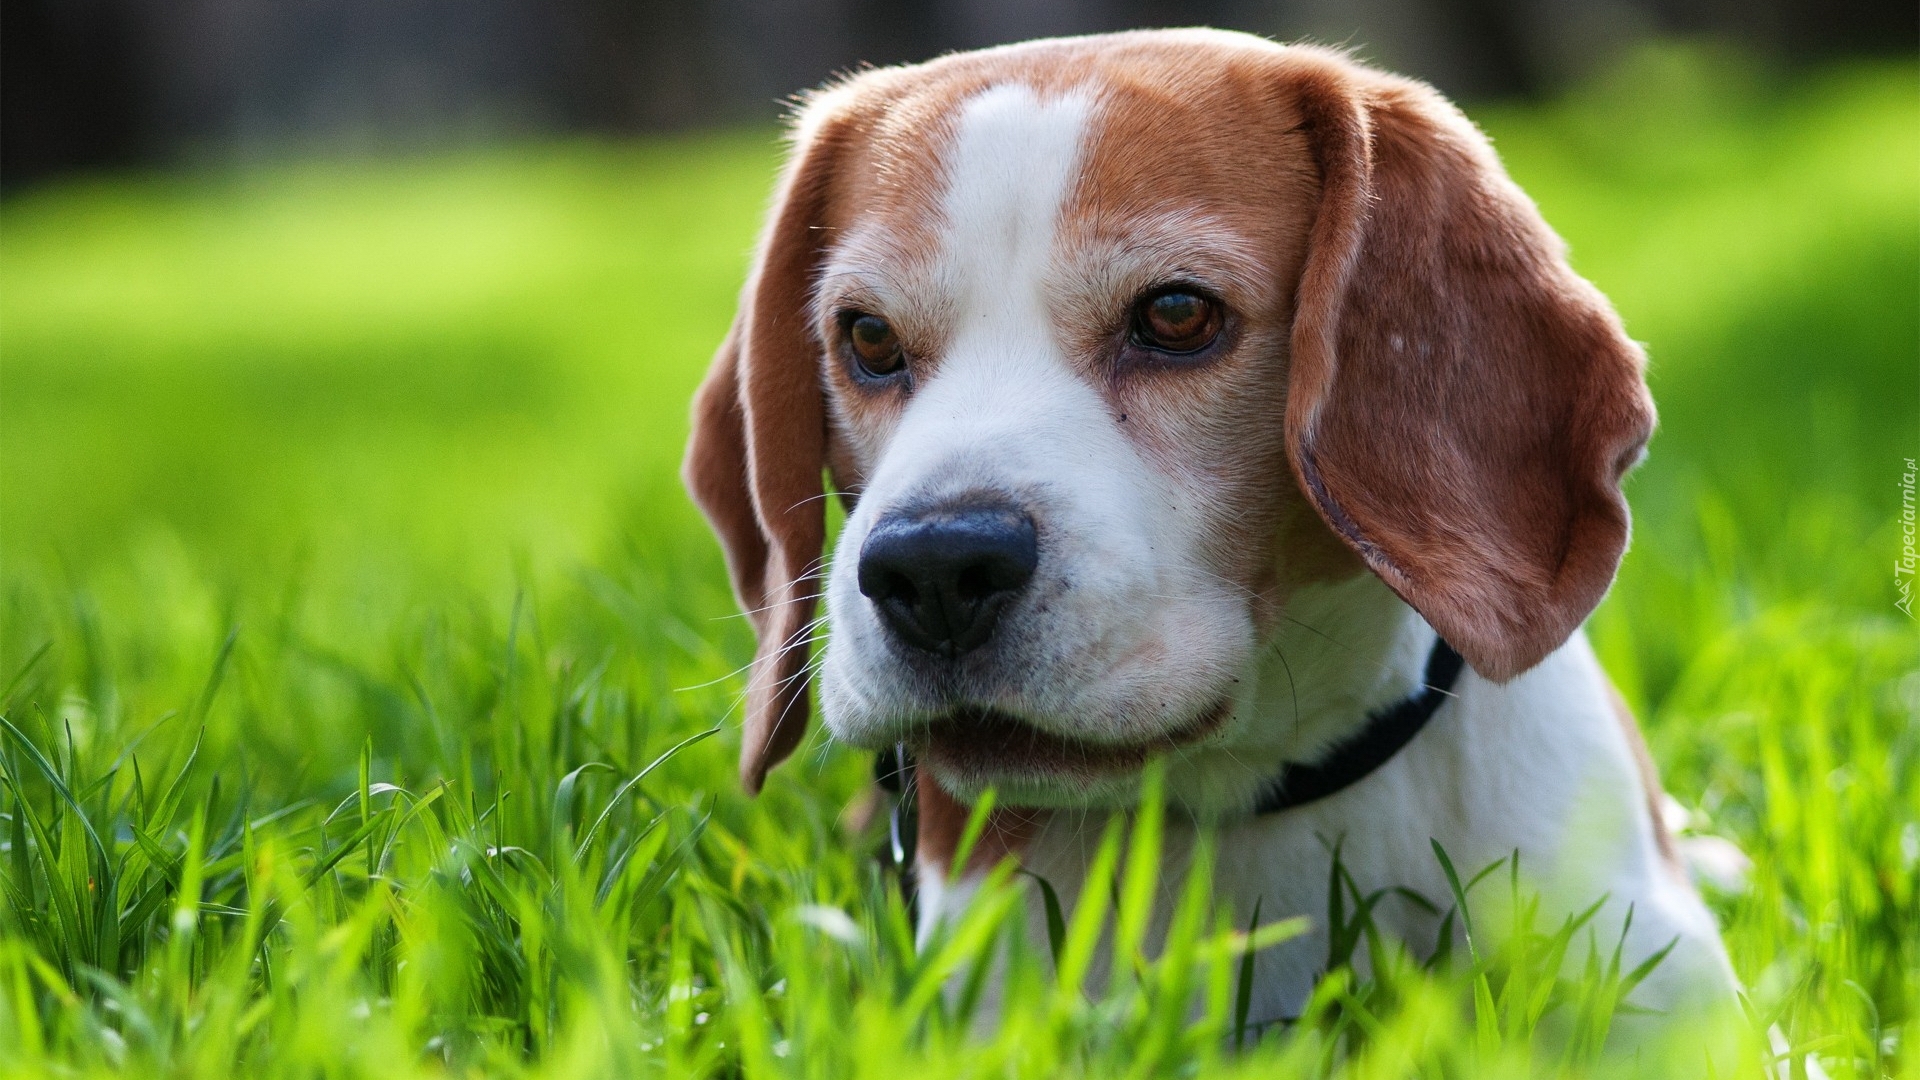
857, 499, 1039, 657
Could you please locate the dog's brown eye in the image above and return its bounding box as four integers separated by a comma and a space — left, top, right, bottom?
1135, 290, 1221, 354
848, 314, 905, 377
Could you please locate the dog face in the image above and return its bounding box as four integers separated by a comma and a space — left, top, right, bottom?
811, 73, 1332, 804
685, 30, 1655, 804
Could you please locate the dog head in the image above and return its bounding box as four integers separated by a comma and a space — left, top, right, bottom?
684, 29, 1654, 804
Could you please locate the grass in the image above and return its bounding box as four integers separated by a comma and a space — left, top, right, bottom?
0, 43, 1915, 1078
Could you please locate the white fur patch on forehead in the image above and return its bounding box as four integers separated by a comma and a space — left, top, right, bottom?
940, 83, 1095, 318
809, 85, 1095, 348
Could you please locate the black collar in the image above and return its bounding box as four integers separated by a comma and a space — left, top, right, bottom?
1251, 636, 1464, 814
874, 635, 1466, 868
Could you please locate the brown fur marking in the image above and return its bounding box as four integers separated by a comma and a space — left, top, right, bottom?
916, 774, 1050, 877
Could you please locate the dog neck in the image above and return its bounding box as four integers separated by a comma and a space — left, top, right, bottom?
901, 572, 1442, 880
1162, 572, 1440, 817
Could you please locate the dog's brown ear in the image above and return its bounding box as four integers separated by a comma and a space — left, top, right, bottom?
1285, 61, 1655, 681
684, 107, 848, 793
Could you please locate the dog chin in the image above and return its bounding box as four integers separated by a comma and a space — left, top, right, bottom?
910, 700, 1232, 807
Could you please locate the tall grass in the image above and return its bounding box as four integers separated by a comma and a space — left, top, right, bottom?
0, 46, 1914, 1077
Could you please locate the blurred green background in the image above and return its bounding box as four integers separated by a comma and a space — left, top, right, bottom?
4, 47, 1912, 705
2, 41, 1916, 828
0, 41, 1915, 1078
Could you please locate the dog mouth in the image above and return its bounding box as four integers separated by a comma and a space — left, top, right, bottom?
915, 699, 1231, 788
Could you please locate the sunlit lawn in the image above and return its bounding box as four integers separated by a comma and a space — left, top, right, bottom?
0, 46, 1914, 1077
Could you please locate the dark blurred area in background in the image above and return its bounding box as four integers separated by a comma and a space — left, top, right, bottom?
2, 0, 1914, 192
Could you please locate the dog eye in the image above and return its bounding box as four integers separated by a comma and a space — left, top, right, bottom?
847, 314, 905, 377
1133, 290, 1222, 354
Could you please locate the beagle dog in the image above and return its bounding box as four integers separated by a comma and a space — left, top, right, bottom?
684, 28, 1739, 1035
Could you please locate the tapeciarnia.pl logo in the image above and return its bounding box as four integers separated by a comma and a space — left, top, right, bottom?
1898, 456, 1916, 618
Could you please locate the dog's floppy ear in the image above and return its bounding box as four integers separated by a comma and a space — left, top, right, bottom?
1285, 60, 1655, 681
684, 104, 849, 793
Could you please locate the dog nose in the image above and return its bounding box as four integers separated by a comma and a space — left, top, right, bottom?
857, 500, 1038, 656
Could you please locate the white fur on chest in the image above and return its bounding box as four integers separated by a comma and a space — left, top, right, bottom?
920, 589, 1735, 1025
